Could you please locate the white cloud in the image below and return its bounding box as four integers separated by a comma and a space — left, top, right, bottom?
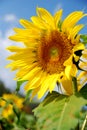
0, 13, 25, 94
3, 14, 18, 22
0, 26, 25, 93
0, 28, 24, 91
0, 28, 16, 89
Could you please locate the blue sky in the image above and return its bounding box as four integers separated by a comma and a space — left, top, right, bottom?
0, 0, 87, 93
0, 0, 87, 32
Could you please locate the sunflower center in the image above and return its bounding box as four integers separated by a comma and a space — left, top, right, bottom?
50, 47, 59, 58
37, 30, 74, 74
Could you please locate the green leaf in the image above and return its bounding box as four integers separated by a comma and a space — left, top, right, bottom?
79, 84, 87, 99
13, 104, 21, 120
19, 112, 36, 130
80, 34, 87, 44
0, 118, 14, 130
25, 90, 32, 100
16, 80, 27, 92
34, 92, 87, 130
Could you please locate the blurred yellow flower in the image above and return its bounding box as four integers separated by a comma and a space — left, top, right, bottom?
7, 7, 87, 99
77, 49, 87, 90
0, 94, 24, 118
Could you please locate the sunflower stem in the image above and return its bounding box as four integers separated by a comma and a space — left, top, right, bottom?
72, 77, 77, 94
81, 114, 87, 130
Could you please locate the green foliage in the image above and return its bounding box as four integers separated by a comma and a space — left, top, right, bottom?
16, 80, 27, 92
25, 90, 32, 100
0, 118, 13, 130
79, 109, 87, 130
0, 110, 36, 130
16, 80, 32, 100
34, 91, 87, 130
0, 94, 36, 130
79, 84, 87, 99
80, 34, 87, 44
19, 112, 36, 129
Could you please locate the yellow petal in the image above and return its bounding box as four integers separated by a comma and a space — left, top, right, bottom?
49, 74, 58, 92
54, 9, 63, 28
80, 49, 87, 62
20, 19, 37, 29
24, 78, 40, 91
73, 54, 80, 62
77, 71, 87, 90
37, 7, 55, 29
7, 51, 35, 61
6, 46, 25, 52
78, 71, 87, 80
82, 49, 87, 54
31, 16, 50, 29
30, 86, 40, 100
62, 11, 87, 33
7, 46, 35, 52
80, 55, 87, 62
38, 74, 50, 99
9, 34, 40, 43
22, 67, 41, 80
13, 28, 40, 38
73, 43, 85, 52
60, 75, 73, 95
6, 60, 28, 70
70, 64, 77, 77
16, 63, 37, 78
64, 56, 72, 66
38, 81, 48, 99
68, 24, 84, 40
65, 64, 77, 78
65, 66, 71, 79
79, 61, 87, 71
24, 71, 42, 91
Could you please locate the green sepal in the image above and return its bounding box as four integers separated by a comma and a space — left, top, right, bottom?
16, 80, 27, 92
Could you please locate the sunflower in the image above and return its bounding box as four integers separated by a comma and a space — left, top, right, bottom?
0, 94, 24, 118
7, 7, 87, 99
77, 49, 87, 90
